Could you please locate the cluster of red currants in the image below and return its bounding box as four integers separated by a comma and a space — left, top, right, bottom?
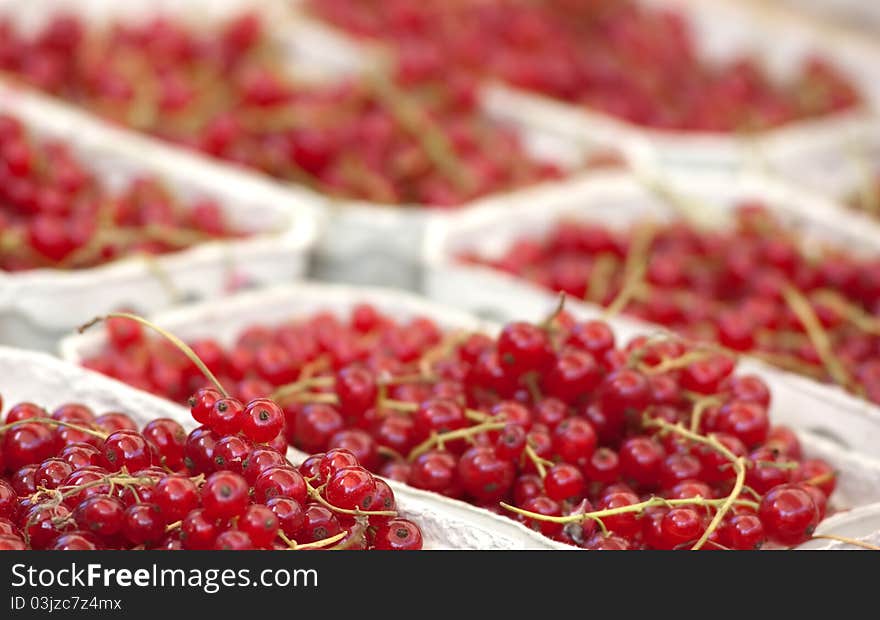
0, 113, 236, 271
82, 307, 833, 549
462, 203, 880, 404
308, 0, 861, 132
0, 13, 564, 207
0, 385, 422, 550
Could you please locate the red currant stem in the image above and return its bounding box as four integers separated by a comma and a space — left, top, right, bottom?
381, 399, 418, 413
297, 355, 332, 381
522, 372, 543, 404
646, 417, 747, 550
740, 484, 763, 502
464, 408, 490, 423
407, 421, 508, 462
364, 70, 475, 194
377, 445, 406, 461
753, 459, 799, 470
57, 475, 156, 501
165, 520, 182, 533
327, 517, 369, 550
416, 331, 470, 378
61, 225, 214, 268
304, 479, 398, 518
603, 223, 655, 317
539, 292, 568, 330
79, 312, 229, 398
0, 417, 108, 440
810, 534, 880, 551
584, 253, 618, 303
638, 350, 722, 376
750, 349, 827, 381
523, 444, 551, 479
285, 392, 339, 405
288, 530, 350, 551
813, 289, 880, 336
270, 375, 335, 402
500, 494, 757, 525
378, 372, 439, 387
803, 471, 837, 487
688, 395, 724, 433
781, 284, 854, 393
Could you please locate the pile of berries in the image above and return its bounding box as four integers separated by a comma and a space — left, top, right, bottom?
307, 0, 861, 132
81, 308, 834, 549
0, 114, 238, 271
0, 380, 422, 550
0, 13, 565, 206
462, 203, 880, 404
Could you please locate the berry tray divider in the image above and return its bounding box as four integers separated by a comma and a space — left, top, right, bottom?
287, 0, 880, 174
55, 282, 572, 550
57, 281, 880, 528
0, 81, 320, 352
765, 119, 880, 211
0, 0, 636, 293
423, 169, 880, 463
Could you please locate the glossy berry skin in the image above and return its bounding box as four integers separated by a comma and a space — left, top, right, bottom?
209, 398, 244, 436
325, 466, 378, 511
544, 463, 584, 502
518, 496, 563, 538
184, 427, 219, 474
619, 437, 664, 488
73, 495, 125, 538
408, 451, 459, 497
189, 388, 222, 425
721, 514, 766, 550
181, 509, 218, 550
299, 504, 341, 543
239, 504, 279, 548
241, 448, 287, 485
413, 399, 466, 441
552, 417, 597, 467
318, 449, 361, 482
266, 498, 305, 539
457, 446, 515, 503
142, 418, 187, 470
497, 322, 552, 377
0, 534, 26, 550
373, 518, 423, 550
253, 466, 307, 504
3, 422, 56, 471
0, 480, 16, 520
543, 348, 601, 403
241, 398, 284, 443
758, 484, 819, 546
33, 458, 72, 490
494, 424, 527, 461
212, 435, 253, 473
335, 365, 377, 419
201, 471, 249, 520
599, 492, 642, 539
657, 507, 705, 550
214, 530, 254, 550
51, 533, 99, 551
154, 475, 199, 523
102, 431, 152, 472
122, 503, 165, 546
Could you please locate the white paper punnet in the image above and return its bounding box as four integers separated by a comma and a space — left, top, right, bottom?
0, 344, 568, 550
288, 0, 880, 175
423, 170, 880, 459
0, 0, 638, 291
0, 82, 320, 351
58, 281, 880, 548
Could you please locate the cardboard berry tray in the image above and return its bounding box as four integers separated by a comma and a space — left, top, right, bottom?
0, 83, 319, 351
422, 170, 880, 459
0, 344, 568, 550
58, 282, 880, 525
287, 0, 880, 174
0, 0, 631, 291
